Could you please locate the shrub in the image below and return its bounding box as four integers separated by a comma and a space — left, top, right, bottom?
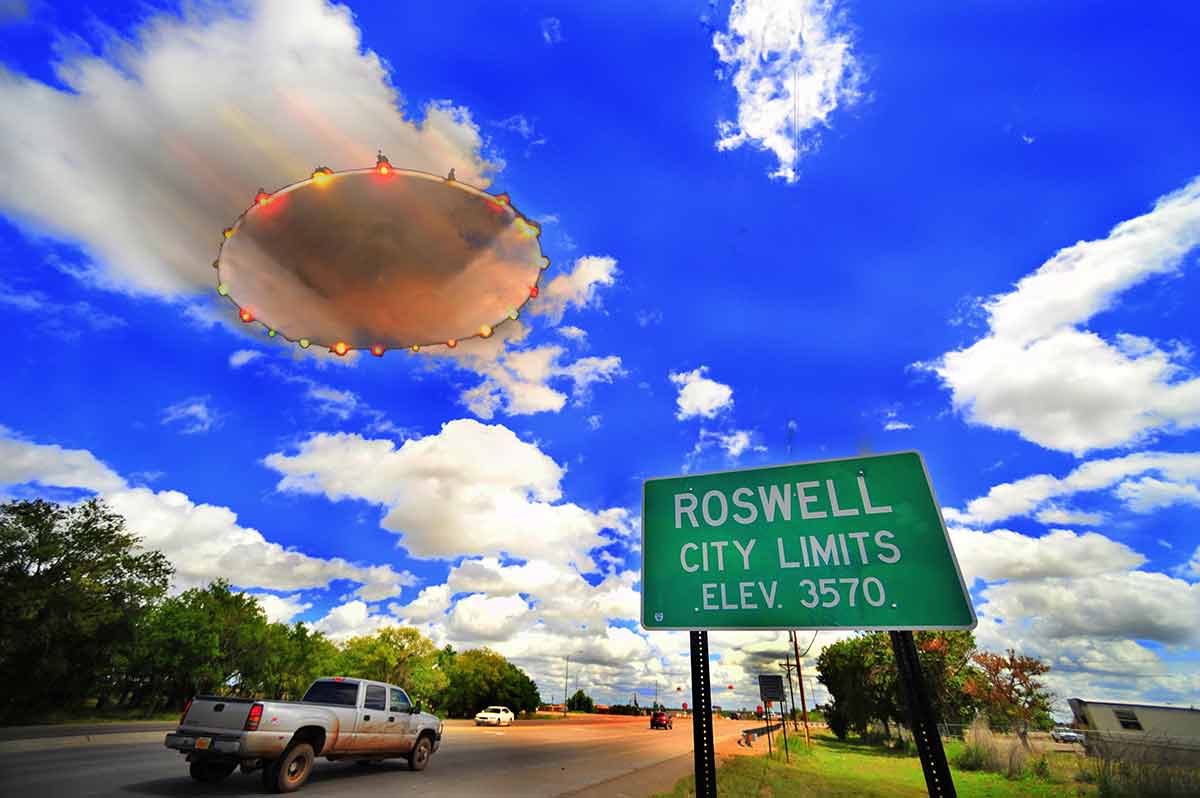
827, 705, 850, 741
954, 741, 988, 771
1031, 755, 1052, 780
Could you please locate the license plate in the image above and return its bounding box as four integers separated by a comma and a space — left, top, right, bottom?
195, 737, 211, 750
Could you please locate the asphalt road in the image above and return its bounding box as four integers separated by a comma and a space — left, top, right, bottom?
0, 716, 755, 798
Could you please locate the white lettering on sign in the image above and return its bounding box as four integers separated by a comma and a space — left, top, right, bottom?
680, 542, 700, 573
699, 581, 780, 610
672, 475, 893, 530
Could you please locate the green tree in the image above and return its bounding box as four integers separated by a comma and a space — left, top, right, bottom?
435, 648, 540, 717
337, 627, 448, 705
566, 689, 595, 713
0, 499, 172, 720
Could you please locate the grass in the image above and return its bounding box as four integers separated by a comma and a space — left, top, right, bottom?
17, 709, 180, 726
653, 731, 1098, 798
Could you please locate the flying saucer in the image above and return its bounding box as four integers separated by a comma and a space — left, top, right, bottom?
214, 154, 549, 355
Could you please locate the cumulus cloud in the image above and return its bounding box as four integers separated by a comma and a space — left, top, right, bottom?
540, 17, 563, 45
263, 420, 629, 570
161, 396, 224, 434
670, 366, 734, 420
953, 451, 1200, 524
713, 0, 863, 183
0, 0, 496, 298
0, 430, 416, 600
311, 600, 396, 642
447, 593, 532, 640
228, 349, 262, 368
950, 527, 1146, 584
528, 256, 619, 326
245, 592, 312, 624
0, 435, 125, 493
1115, 476, 1200, 513
920, 176, 1200, 454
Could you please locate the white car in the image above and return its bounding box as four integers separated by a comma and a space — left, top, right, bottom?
474, 706, 515, 726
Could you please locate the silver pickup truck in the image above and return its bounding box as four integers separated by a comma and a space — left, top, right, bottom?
165, 676, 443, 793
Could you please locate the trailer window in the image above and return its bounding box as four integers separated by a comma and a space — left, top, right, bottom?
301, 681, 360, 706
1113, 709, 1143, 731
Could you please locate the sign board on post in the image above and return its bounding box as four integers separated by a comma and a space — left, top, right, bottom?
641, 451, 976, 631
758, 674, 786, 703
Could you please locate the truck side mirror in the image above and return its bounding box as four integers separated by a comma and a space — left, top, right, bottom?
410, 703, 421, 714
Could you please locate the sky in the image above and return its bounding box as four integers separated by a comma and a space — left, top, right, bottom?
1, 0, 1198, 716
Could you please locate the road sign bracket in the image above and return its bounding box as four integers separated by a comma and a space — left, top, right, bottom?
891, 630, 957, 798
690, 631, 717, 798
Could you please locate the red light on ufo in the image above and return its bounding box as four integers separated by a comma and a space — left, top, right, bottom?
371, 344, 385, 357
376, 153, 393, 176
529, 285, 539, 298
255, 188, 271, 206
332, 341, 350, 356
239, 308, 253, 323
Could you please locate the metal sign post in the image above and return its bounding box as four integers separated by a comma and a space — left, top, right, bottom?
891, 630, 957, 798
689, 631, 717, 798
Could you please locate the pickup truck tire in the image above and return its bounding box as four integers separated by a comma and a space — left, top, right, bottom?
408, 735, 433, 771
189, 760, 237, 782
265, 742, 315, 793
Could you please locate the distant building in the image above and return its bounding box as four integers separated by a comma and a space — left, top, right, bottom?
1069, 699, 1200, 767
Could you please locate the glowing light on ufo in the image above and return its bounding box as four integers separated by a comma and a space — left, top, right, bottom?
213, 155, 548, 352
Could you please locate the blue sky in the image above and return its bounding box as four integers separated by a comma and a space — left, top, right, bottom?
1, 0, 1198, 712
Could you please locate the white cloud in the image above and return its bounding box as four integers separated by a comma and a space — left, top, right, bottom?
586, 414, 602, 431
0, 0, 496, 298
921, 176, 1200, 454
0, 435, 125, 493
311, 600, 395, 642
713, 0, 863, 183
1033, 507, 1105, 526
955, 451, 1200, 524
883, 420, 913, 431
0, 430, 416, 600
388, 584, 452, 624
263, 420, 629, 570
1115, 476, 1200, 513
161, 396, 224, 435
529, 256, 619, 326
670, 366, 734, 420
557, 325, 588, 342
104, 487, 416, 599
540, 17, 563, 45
245, 592, 312, 624
229, 349, 262, 369
950, 527, 1146, 583
447, 593, 532, 640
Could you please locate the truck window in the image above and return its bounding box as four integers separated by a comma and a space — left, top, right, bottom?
301, 680, 360, 706
390, 687, 411, 712
365, 685, 387, 711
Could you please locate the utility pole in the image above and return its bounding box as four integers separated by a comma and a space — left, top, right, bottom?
793, 630, 812, 747
563, 655, 569, 717
783, 645, 799, 731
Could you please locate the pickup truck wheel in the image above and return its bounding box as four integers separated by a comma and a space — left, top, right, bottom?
271, 742, 315, 793
408, 736, 433, 772
189, 760, 237, 782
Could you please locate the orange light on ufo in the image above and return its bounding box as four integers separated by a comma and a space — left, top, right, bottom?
255, 189, 272, 206
239, 308, 254, 323
479, 324, 493, 338
332, 341, 350, 356
515, 218, 539, 238
371, 344, 385, 357
447, 338, 457, 348
376, 153, 393, 176
223, 227, 233, 239
312, 167, 333, 186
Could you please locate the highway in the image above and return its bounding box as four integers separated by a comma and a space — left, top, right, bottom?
0, 716, 757, 797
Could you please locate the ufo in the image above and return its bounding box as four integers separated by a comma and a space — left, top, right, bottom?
214, 154, 549, 356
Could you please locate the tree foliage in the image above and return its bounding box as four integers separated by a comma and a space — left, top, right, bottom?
0, 499, 542, 724
0, 499, 171, 718
567, 689, 595, 713
965, 648, 1054, 742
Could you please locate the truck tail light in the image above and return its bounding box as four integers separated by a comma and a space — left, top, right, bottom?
180, 697, 193, 727
244, 703, 264, 732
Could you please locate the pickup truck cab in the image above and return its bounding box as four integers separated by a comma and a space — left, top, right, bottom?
165, 676, 442, 793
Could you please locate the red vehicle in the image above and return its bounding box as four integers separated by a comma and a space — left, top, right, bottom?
650, 710, 673, 730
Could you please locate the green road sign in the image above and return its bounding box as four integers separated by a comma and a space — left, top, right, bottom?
641, 451, 976, 631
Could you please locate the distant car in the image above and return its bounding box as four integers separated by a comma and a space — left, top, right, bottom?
474, 706, 515, 726
650, 710, 673, 730
1051, 727, 1084, 744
